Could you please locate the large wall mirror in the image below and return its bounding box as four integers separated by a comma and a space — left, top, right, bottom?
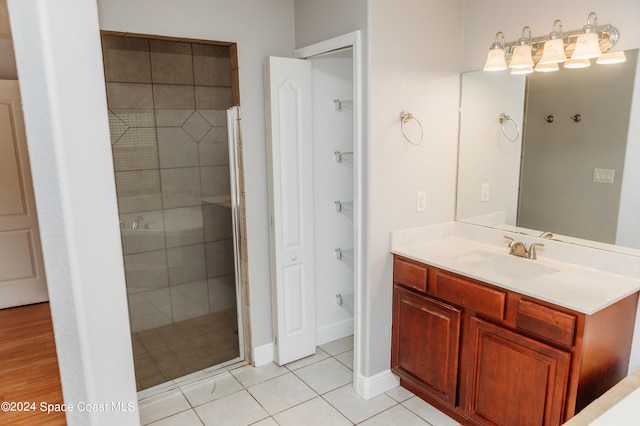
456, 48, 640, 253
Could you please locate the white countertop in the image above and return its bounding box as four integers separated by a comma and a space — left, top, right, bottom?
391, 223, 640, 315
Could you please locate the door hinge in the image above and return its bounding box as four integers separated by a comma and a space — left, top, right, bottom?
274, 335, 278, 346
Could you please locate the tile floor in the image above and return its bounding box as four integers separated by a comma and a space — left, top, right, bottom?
138, 336, 461, 425
133, 309, 240, 390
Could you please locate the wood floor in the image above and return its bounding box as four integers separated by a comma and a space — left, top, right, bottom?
0, 302, 65, 425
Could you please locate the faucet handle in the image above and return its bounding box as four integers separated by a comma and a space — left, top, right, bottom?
528, 243, 544, 259
504, 236, 515, 246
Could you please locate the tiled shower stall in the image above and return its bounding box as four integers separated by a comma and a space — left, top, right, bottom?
101, 34, 244, 390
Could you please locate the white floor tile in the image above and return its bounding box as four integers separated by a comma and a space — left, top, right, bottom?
148, 409, 204, 426
180, 371, 243, 407
247, 372, 316, 415
285, 348, 330, 371
319, 336, 354, 356
334, 349, 354, 370
323, 383, 397, 424
195, 390, 269, 426
139, 389, 192, 425
250, 418, 279, 426
385, 386, 415, 403
229, 362, 287, 388
359, 405, 430, 426
402, 396, 461, 426
273, 397, 351, 426
295, 357, 353, 394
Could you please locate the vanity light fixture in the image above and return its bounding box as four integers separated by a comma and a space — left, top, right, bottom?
509, 27, 535, 70
482, 12, 621, 73
483, 32, 508, 71
571, 13, 601, 60
596, 50, 627, 64
539, 20, 567, 64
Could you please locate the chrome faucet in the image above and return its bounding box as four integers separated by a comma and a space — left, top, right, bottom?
504, 236, 543, 259
540, 231, 554, 239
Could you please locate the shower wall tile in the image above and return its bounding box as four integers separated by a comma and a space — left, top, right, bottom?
208, 275, 237, 313
195, 86, 234, 110
106, 82, 154, 109
170, 281, 210, 322
109, 111, 128, 145
199, 126, 229, 166
120, 210, 166, 255
124, 249, 169, 293
112, 128, 159, 171
150, 40, 194, 85
157, 127, 199, 168
115, 170, 163, 214
160, 167, 202, 208
193, 44, 232, 87
205, 239, 235, 278
163, 206, 205, 248
203, 204, 233, 242
182, 111, 212, 142
153, 84, 195, 110
155, 109, 194, 127
200, 165, 231, 199
167, 243, 207, 286
199, 109, 228, 126
110, 108, 156, 128
102, 35, 151, 83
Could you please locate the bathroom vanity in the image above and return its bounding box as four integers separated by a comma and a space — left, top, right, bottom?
390, 223, 640, 426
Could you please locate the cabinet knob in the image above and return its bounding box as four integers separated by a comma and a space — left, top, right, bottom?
291, 254, 297, 261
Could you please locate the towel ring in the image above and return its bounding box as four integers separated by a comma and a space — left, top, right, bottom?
499, 113, 520, 142
400, 110, 424, 145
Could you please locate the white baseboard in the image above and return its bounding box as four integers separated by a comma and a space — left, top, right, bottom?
316, 318, 354, 346
356, 369, 399, 400
253, 342, 274, 367
252, 319, 353, 367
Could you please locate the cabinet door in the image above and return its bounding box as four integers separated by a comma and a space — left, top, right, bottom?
467, 317, 571, 426
392, 284, 462, 405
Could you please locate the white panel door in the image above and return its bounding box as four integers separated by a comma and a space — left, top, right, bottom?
0, 80, 48, 308
265, 56, 316, 365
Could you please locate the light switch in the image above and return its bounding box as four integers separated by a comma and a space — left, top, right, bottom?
593, 168, 615, 184
416, 191, 426, 212
481, 183, 490, 202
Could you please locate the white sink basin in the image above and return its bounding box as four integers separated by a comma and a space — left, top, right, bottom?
451, 249, 560, 280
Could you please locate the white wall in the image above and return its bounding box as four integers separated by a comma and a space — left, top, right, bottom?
98, 0, 295, 351
463, 0, 640, 72
8, 0, 138, 424
366, 0, 464, 377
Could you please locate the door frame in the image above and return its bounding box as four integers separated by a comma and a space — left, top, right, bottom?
294, 31, 364, 394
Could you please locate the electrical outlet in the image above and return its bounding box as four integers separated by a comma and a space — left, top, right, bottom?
481, 183, 490, 202
593, 168, 615, 184
416, 191, 426, 212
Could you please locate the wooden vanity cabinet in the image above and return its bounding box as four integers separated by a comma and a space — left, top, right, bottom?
391, 255, 638, 426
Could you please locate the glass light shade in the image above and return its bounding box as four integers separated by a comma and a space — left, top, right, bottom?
483, 48, 508, 71
534, 62, 559, 72
539, 39, 567, 64
511, 66, 534, 75
572, 32, 601, 59
509, 44, 534, 68
564, 58, 591, 69
596, 51, 627, 64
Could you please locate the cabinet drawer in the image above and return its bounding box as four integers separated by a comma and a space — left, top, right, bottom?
434, 271, 506, 321
394, 257, 428, 292
516, 299, 576, 348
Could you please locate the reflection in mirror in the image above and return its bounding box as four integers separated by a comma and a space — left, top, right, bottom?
457, 49, 640, 252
